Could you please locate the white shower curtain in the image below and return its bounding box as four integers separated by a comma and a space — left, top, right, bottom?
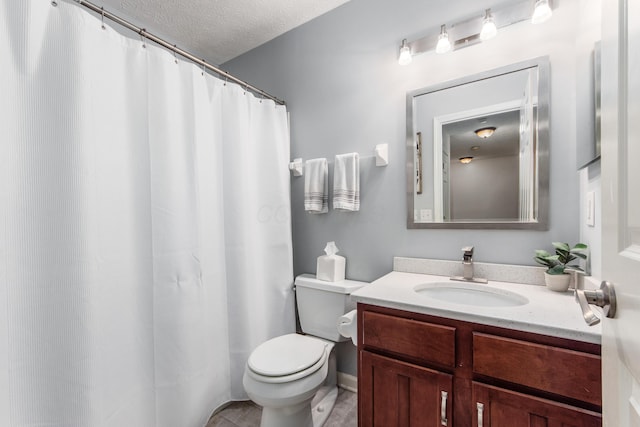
0, 1, 294, 426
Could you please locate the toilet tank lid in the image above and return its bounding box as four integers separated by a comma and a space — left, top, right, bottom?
294, 273, 368, 294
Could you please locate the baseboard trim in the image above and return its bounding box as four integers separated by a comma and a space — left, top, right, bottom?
337, 372, 357, 393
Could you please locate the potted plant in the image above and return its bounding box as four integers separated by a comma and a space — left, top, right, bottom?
534, 242, 588, 291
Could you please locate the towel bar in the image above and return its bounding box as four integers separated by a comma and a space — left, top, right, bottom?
289, 144, 389, 176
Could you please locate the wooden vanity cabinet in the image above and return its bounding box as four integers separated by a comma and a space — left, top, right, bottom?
357, 303, 602, 427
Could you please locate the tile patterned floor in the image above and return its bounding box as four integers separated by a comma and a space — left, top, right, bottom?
206, 388, 357, 427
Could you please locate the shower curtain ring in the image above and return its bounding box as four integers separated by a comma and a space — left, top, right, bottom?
51, 0, 58, 6
201, 61, 206, 76
173, 45, 178, 64
140, 30, 146, 48
101, 7, 106, 30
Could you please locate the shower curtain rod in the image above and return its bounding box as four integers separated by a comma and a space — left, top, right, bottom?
71, 0, 286, 106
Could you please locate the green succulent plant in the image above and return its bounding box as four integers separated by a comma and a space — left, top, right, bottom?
534, 242, 588, 275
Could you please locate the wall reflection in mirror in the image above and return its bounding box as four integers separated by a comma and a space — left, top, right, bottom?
407, 57, 549, 229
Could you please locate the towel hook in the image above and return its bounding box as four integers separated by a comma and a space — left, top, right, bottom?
375, 143, 389, 166
289, 158, 304, 176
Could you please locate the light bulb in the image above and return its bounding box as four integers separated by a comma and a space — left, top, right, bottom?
480, 9, 497, 41
532, 0, 552, 24
398, 39, 412, 65
436, 25, 451, 54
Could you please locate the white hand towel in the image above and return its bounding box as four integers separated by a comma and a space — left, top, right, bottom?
304, 158, 328, 213
333, 153, 360, 211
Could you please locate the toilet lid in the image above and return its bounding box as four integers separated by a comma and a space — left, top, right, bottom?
248, 334, 327, 377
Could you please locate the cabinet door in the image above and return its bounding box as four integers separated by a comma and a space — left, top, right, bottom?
360, 350, 453, 427
472, 382, 601, 427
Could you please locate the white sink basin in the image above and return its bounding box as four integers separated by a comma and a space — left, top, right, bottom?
414, 282, 529, 307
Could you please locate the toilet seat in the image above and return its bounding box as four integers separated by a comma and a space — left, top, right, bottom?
247, 334, 328, 384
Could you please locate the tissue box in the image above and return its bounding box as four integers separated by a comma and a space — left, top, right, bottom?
316, 255, 345, 282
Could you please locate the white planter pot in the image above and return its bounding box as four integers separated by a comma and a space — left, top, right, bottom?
544, 272, 571, 292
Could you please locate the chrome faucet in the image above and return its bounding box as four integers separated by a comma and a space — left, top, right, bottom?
450, 246, 488, 284
462, 246, 474, 280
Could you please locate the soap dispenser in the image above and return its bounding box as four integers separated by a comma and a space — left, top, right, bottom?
316, 241, 346, 282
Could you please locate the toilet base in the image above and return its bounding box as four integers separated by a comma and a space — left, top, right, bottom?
260, 385, 338, 427
311, 385, 339, 427
260, 399, 313, 427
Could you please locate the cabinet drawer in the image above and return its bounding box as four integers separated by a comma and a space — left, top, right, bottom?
473, 332, 601, 407
362, 311, 456, 368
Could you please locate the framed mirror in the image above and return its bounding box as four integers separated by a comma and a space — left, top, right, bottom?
407, 57, 549, 229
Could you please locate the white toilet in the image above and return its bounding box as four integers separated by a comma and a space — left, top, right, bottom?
243, 274, 365, 427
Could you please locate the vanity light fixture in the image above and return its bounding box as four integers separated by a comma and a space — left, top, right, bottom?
459, 156, 474, 164
479, 9, 497, 41
532, 0, 552, 24
436, 25, 452, 54
475, 127, 496, 138
397, 0, 555, 63
398, 39, 412, 65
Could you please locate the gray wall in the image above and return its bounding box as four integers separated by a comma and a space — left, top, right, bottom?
450, 155, 519, 220
223, 0, 592, 378
576, 0, 602, 279
224, 0, 587, 284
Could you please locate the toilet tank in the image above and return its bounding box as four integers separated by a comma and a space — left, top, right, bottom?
294, 274, 367, 342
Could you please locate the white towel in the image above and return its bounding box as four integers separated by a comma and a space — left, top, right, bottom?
333, 153, 360, 211
304, 158, 328, 213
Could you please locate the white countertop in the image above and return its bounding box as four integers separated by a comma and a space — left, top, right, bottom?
351, 271, 601, 344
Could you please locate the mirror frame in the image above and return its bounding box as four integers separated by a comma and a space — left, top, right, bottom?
406, 57, 550, 230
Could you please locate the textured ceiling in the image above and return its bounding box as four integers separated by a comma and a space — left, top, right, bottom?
96, 0, 351, 65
